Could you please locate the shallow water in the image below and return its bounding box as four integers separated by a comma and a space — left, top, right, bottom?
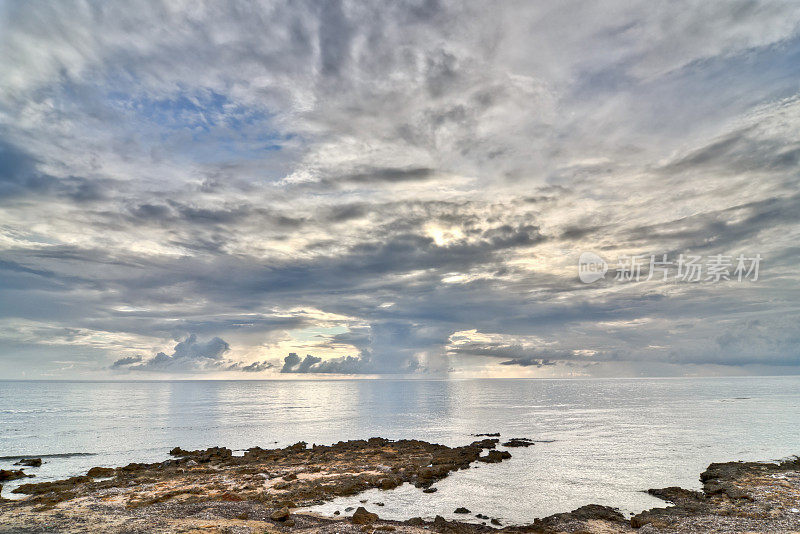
1, 377, 799, 524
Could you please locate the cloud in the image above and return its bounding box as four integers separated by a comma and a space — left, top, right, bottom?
240, 360, 275, 372
113, 335, 232, 373
110, 355, 142, 368
500, 358, 556, 367
279, 351, 420, 374
1, 1, 800, 378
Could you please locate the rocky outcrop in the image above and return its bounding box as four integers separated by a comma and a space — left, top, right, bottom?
477, 450, 511, 463
351, 506, 378, 524
168, 446, 232, 463
502, 438, 535, 447
0, 469, 30, 482
14, 458, 42, 467
86, 467, 116, 478
270, 506, 290, 521
533, 504, 627, 529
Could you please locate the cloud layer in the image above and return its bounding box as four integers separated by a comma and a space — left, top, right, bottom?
0, 1, 799, 377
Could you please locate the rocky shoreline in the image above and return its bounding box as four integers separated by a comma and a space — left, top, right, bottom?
1, 436, 799, 533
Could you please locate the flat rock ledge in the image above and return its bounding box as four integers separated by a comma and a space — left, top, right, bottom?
1, 437, 799, 533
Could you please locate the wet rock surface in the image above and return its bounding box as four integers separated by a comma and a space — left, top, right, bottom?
0, 438, 798, 533
501, 438, 535, 448
0, 469, 31, 482
14, 458, 43, 467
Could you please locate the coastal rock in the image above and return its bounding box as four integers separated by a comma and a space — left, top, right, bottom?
0, 469, 30, 482
168, 446, 232, 463
454, 507, 470, 514
270, 506, 290, 521
14, 458, 42, 467
351, 506, 378, 524
502, 438, 535, 447
534, 504, 626, 529
477, 450, 511, 463
472, 433, 500, 437
87, 467, 116, 478
422, 487, 437, 493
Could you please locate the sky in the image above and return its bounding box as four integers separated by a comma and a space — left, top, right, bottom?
0, 0, 798, 379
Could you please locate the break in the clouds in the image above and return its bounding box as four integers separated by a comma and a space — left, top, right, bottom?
0, 1, 799, 378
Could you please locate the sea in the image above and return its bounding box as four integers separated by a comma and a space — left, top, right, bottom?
1, 377, 799, 524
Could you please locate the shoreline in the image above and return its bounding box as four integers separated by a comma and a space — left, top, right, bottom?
1, 436, 799, 533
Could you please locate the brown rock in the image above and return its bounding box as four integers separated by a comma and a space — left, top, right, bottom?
87, 467, 116, 478
0, 469, 29, 482
351, 506, 379, 524
270, 506, 291, 521
477, 450, 511, 463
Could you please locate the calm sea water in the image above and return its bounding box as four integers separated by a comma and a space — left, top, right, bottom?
1, 377, 799, 524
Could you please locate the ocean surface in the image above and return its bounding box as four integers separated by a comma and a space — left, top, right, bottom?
1, 377, 799, 524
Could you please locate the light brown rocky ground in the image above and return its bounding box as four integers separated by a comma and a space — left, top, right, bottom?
1, 438, 798, 533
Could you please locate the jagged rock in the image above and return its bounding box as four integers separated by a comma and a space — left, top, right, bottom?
351, 506, 378, 524
14, 458, 42, 467
454, 507, 470, 514
270, 506, 290, 521
282, 473, 297, 481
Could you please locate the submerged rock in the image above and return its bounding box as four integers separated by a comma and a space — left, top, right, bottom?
502, 438, 535, 447
14, 458, 42, 467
